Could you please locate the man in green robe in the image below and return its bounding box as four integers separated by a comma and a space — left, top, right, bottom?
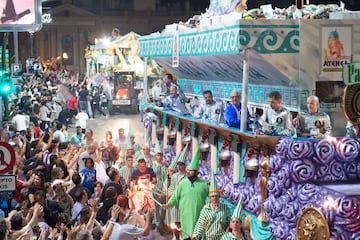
164, 148, 208, 239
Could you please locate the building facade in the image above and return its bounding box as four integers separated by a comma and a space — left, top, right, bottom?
26, 0, 203, 74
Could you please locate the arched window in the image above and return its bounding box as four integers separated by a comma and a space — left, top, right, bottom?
62, 35, 73, 65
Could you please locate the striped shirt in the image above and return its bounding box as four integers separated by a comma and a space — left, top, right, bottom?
119, 166, 134, 189
167, 172, 187, 222
152, 161, 168, 189
220, 231, 252, 240
193, 201, 230, 240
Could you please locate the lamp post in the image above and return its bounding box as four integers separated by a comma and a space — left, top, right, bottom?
62, 52, 69, 71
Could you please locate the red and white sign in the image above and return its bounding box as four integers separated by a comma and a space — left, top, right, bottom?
0, 142, 15, 174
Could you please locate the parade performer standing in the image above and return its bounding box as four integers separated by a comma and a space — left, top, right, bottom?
164, 144, 189, 240
163, 147, 208, 240
152, 140, 168, 224
192, 173, 230, 240
220, 197, 252, 240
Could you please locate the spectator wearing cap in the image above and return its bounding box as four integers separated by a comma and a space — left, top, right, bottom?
70, 125, 85, 146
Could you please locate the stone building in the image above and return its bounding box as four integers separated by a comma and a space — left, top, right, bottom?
18, 0, 205, 74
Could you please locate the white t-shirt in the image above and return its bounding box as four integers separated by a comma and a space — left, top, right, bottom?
151, 85, 162, 100
109, 223, 144, 240
12, 114, 27, 131
53, 130, 66, 143
75, 112, 89, 129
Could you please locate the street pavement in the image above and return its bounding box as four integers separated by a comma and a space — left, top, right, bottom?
68, 112, 147, 144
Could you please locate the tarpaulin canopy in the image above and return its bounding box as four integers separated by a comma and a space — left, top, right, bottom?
154, 51, 293, 86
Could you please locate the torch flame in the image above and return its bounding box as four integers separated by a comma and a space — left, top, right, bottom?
170, 222, 180, 231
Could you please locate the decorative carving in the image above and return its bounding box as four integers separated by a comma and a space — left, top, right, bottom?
343, 85, 360, 136
257, 149, 270, 223
296, 207, 330, 240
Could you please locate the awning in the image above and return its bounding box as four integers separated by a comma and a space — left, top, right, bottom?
155, 51, 294, 86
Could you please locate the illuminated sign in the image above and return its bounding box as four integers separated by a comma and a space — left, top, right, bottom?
41, 13, 52, 23
0, 0, 42, 32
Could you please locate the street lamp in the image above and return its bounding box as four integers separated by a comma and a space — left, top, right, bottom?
62, 52, 69, 71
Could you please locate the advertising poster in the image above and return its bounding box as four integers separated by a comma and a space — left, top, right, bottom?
321, 26, 352, 78
172, 31, 179, 68
0, 0, 35, 24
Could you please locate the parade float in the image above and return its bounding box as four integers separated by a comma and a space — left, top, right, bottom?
85, 31, 160, 88
85, 31, 161, 113
139, 0, 360, 239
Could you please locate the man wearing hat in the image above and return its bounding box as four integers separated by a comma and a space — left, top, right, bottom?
165, 144, 189, 240
121, 125, 141, 158
134, 143, 154, 167
163, 147, 209, 240
220, 197, 251, 240
151, 140, 167, 224
192, 173, 230, 240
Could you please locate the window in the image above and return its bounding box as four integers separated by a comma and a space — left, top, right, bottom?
62, 35, 73, 65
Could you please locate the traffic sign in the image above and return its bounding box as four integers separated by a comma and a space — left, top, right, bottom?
0, 175, 16, 192
12, 64, 22, 74
0, 142, 15, 174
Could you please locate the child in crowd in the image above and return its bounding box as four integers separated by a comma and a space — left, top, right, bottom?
80, 158, 97, 195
